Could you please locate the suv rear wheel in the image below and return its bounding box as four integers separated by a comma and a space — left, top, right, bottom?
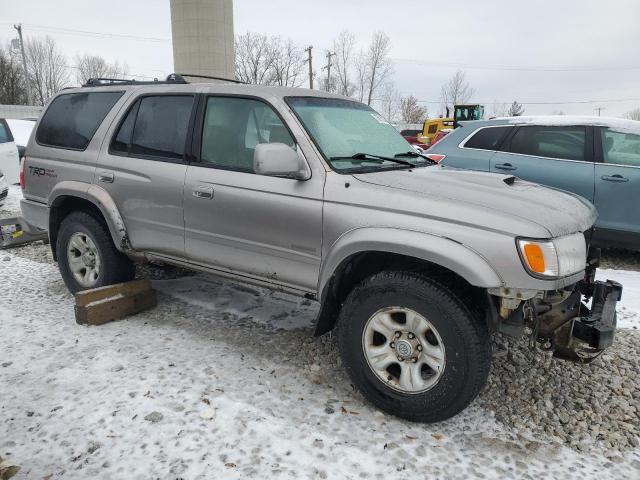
56, 211, 135, 293
337, 271, 490, 422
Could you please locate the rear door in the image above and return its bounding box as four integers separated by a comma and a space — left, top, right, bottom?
0, 119, 19, 184
183, 95, 324, 292
593, 127, 640, 248
490, 125, 595, 202
98, 94, 195, 256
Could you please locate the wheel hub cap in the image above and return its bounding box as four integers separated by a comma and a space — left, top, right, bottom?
395, 339, 413, 359
67, 232, 101, 288
362, 307, 446, 394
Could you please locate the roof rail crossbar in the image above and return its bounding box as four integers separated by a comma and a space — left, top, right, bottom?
83, 74, 189, 87
175, 73, 246, 84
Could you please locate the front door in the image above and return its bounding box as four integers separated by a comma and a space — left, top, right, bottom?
183, 95, 324, 292
594, 127, 640, 248
98, 94, 195, 256
490, 125, 596, 202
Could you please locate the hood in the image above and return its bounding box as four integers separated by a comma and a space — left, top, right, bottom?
352, 166, 596, 238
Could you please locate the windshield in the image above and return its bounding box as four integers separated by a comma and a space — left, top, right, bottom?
287, 97, 425, 172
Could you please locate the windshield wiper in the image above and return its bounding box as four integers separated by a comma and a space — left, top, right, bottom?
394, 151, 437, 164
330, 152, 416, 168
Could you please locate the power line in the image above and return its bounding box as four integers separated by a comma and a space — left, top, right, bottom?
405, 97, 640, 105
1, 23, 170, 43
392, 57, 640, 72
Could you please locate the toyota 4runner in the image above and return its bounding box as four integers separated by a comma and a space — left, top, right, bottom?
19, 75, 622, 422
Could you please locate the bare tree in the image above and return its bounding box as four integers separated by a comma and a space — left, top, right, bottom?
508, 101, 525, 116
625, 108, 640, 121
0, 44, 28, 105
74, 54, 129, 85
332, 31, 356, 96
364, 31, 393, 106
234, 32, 277, 85
400, 95, 428, 124
270, 38, 306, 87
490, 100, 508, 118
439, 70, 474, 115
25, 36, 69, 106
353, 51, 368, 103
378, 82, 401, 121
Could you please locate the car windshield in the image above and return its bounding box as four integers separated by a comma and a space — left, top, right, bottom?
287, 97, 430, 172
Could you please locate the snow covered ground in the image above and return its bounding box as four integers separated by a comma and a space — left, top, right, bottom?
1, 186, 639, 479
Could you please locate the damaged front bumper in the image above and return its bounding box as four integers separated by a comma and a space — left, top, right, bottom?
492, 251, 623, 363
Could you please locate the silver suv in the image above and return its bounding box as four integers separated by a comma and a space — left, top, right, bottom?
20, 76, 622, 422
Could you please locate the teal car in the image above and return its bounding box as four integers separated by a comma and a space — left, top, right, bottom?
428, 116, 640, 250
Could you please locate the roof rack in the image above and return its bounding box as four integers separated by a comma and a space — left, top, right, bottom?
83, 74, 188, 87
175, 73, 246, 84
83, 73, 245, 88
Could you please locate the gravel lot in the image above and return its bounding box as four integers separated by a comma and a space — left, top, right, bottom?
1, 185, 639, 479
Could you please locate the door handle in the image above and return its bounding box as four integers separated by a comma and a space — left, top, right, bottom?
192, 186, 214, 199
98, 171, 114, 183
601, 174, 629, 183
495, 163, 517, 171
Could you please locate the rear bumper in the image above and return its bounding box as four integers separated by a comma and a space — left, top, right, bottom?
20, 199, 49, 230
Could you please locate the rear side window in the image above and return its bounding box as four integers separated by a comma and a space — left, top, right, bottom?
36, 92, 123, 150
130, 96, 193, 160
464, 126, 512, 151
0, 121, 12, 143
509, 126, 586, 161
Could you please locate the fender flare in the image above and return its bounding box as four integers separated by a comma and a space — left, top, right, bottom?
318, 227, 504, 299
48, 181, 131, 252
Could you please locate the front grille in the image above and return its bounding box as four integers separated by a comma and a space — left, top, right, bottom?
0, 188, 7, 201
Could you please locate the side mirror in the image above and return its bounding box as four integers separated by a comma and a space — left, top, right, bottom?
254, 143, 311, 180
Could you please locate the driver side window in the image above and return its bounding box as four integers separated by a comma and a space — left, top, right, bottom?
200, 97, 295, 173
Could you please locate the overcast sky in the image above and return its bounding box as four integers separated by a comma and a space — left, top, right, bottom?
2, 0, 639, 116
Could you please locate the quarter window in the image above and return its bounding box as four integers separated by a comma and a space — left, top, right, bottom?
36, 91, 123, 150
130, 96, 194, 160
509, 126, 586, 161
464, 126, 512, 151
200, 97, 295, 173
110, 100, 139, 154
601, 129, 640, 167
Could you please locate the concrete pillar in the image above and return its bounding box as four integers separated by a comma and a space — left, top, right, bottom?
170, 0, 235, 81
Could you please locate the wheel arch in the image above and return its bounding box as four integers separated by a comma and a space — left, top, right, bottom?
314, 228, 503, 336
48, 181, 130, 260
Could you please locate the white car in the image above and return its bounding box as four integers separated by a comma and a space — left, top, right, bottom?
0, 119, 20, 184
0, 168, 8, 207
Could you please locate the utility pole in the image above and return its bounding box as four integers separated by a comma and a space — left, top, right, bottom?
13, 23, 33, 106
322, 51, 336, 92
595, 107, 605, 117
304, 46, 314, 90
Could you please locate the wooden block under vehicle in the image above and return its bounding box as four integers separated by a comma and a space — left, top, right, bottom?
74, 279, 157, 326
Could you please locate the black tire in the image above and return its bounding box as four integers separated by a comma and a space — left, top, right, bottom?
56, 211, 135, 294
337, 271, 490, 422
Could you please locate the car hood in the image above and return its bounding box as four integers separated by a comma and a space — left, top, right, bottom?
352, 166, 596, 238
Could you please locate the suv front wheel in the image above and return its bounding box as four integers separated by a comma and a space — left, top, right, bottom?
337, 271, 490, 422
56, 211, 135, 293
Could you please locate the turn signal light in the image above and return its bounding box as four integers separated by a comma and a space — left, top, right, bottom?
523, 243, 545, 273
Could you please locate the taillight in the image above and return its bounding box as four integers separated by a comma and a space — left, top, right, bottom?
19, 156, 26, 189
425, 153, 446, 163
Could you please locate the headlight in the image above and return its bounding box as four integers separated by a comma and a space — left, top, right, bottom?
517, 233, 586, 279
